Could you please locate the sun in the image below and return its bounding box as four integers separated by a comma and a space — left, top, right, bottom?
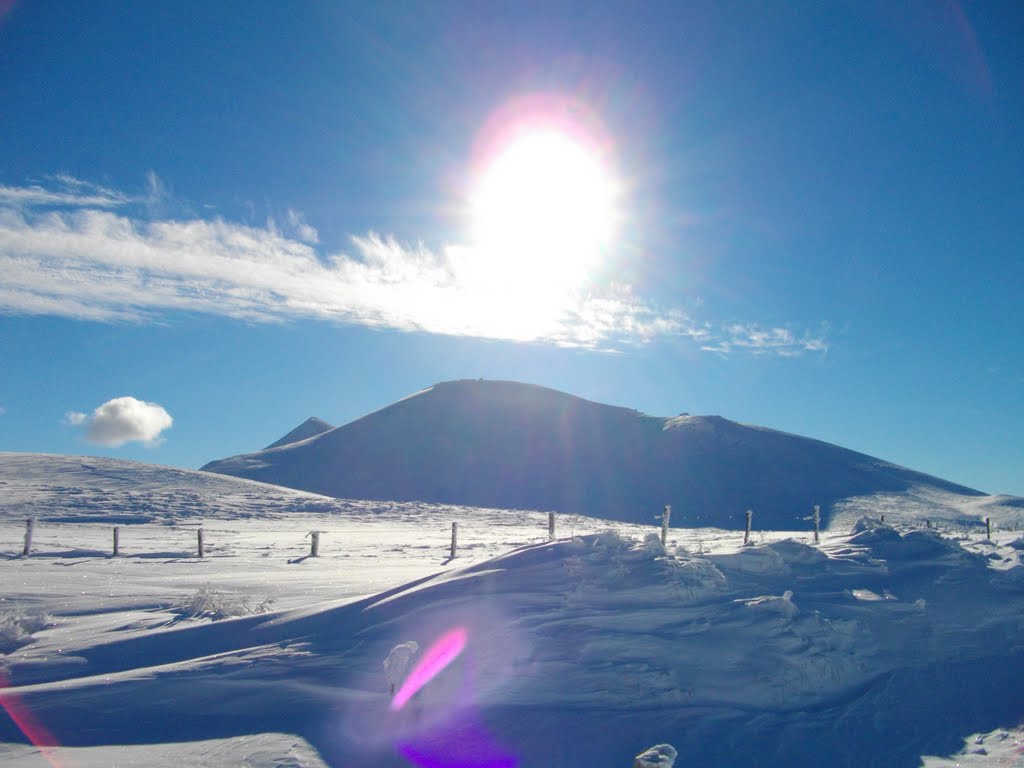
468, 127, 619, 292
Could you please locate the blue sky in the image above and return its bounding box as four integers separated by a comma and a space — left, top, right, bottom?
0, 1, 1021, 495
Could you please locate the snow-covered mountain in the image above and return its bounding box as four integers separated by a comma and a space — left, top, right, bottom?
263, 417, 334, 450
201, 379, 992, 529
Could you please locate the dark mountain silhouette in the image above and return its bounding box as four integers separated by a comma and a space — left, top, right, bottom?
202, 379, 984, 528
263, 417, 334, 450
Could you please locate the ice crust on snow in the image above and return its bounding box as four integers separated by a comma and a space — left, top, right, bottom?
383, 641, 419, 692
633, 743, 677, 767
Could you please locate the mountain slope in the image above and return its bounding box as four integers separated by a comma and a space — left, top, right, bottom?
0, 452, 344, 522
264, 416, 334, 450
201, 379, 986, 528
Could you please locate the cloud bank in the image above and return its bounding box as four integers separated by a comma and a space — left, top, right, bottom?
0, 176, 828, 355
65, 396, 173, 447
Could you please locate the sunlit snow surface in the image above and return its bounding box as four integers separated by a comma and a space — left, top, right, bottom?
2, 453, 1024, 768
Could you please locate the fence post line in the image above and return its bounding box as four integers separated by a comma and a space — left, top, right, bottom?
197, 528, 205, 558
22, 517, 35, 557
548, 512, 555, 541
113, 526, 120, 557
813, 505, 820, 544
661, 505, 671, 546
450, 522, 458, 559
744, 510, 753, 546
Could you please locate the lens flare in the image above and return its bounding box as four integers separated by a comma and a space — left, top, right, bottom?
390, 626, 468, 712
0, 671, 64, 768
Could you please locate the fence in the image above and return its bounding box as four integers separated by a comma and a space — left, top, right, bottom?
4, 506, 999, 563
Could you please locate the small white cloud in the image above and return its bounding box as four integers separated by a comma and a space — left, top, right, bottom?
66, 397, 172, 447
0, 405, 6, 416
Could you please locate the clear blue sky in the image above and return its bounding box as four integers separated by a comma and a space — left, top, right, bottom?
0, 1, 1021, 495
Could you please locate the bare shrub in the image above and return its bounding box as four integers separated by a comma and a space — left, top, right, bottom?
172, 584, 274, 621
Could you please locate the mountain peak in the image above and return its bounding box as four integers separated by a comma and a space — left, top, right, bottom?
263, 416, 334, 451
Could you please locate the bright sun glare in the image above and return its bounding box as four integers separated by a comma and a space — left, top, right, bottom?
468, 129, 618, 293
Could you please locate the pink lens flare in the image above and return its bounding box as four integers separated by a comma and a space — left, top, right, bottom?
390, 627, 468, 712
0, 671, 65, 768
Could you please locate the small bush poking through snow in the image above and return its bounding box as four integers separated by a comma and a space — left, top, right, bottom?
0, 605, 52, 654
172, 584, 275, 621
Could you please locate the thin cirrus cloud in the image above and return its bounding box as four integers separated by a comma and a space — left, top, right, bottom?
701, 324, 830, 358
0, 175, 828, 355
64, 396, 173, 448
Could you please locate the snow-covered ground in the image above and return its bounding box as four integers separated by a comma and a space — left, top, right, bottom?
2, 454, 1024, 767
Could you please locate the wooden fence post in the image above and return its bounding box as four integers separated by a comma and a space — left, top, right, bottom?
661, 505, 671, 546
22, 517, 35, 557
813, 505, 820, 544
548, 512, 555, 541
450, 522, 458, 559
197, 528, 205, 558
310, 531, 320, 557
986, 517, 992, 541
113, 526, 120, 557
744, 510, 753, 546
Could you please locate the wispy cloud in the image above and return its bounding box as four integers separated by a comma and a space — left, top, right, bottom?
285, 208, 319, 245
0, 174, 132, 209
64, 396, 173, 447
701, 324, 829, 357
0, 176, 828, 354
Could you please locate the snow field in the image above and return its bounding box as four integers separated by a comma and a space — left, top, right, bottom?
3, 454, 1024, 767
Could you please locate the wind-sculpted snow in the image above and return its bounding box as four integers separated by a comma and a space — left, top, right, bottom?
3, 524, 1024, 767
